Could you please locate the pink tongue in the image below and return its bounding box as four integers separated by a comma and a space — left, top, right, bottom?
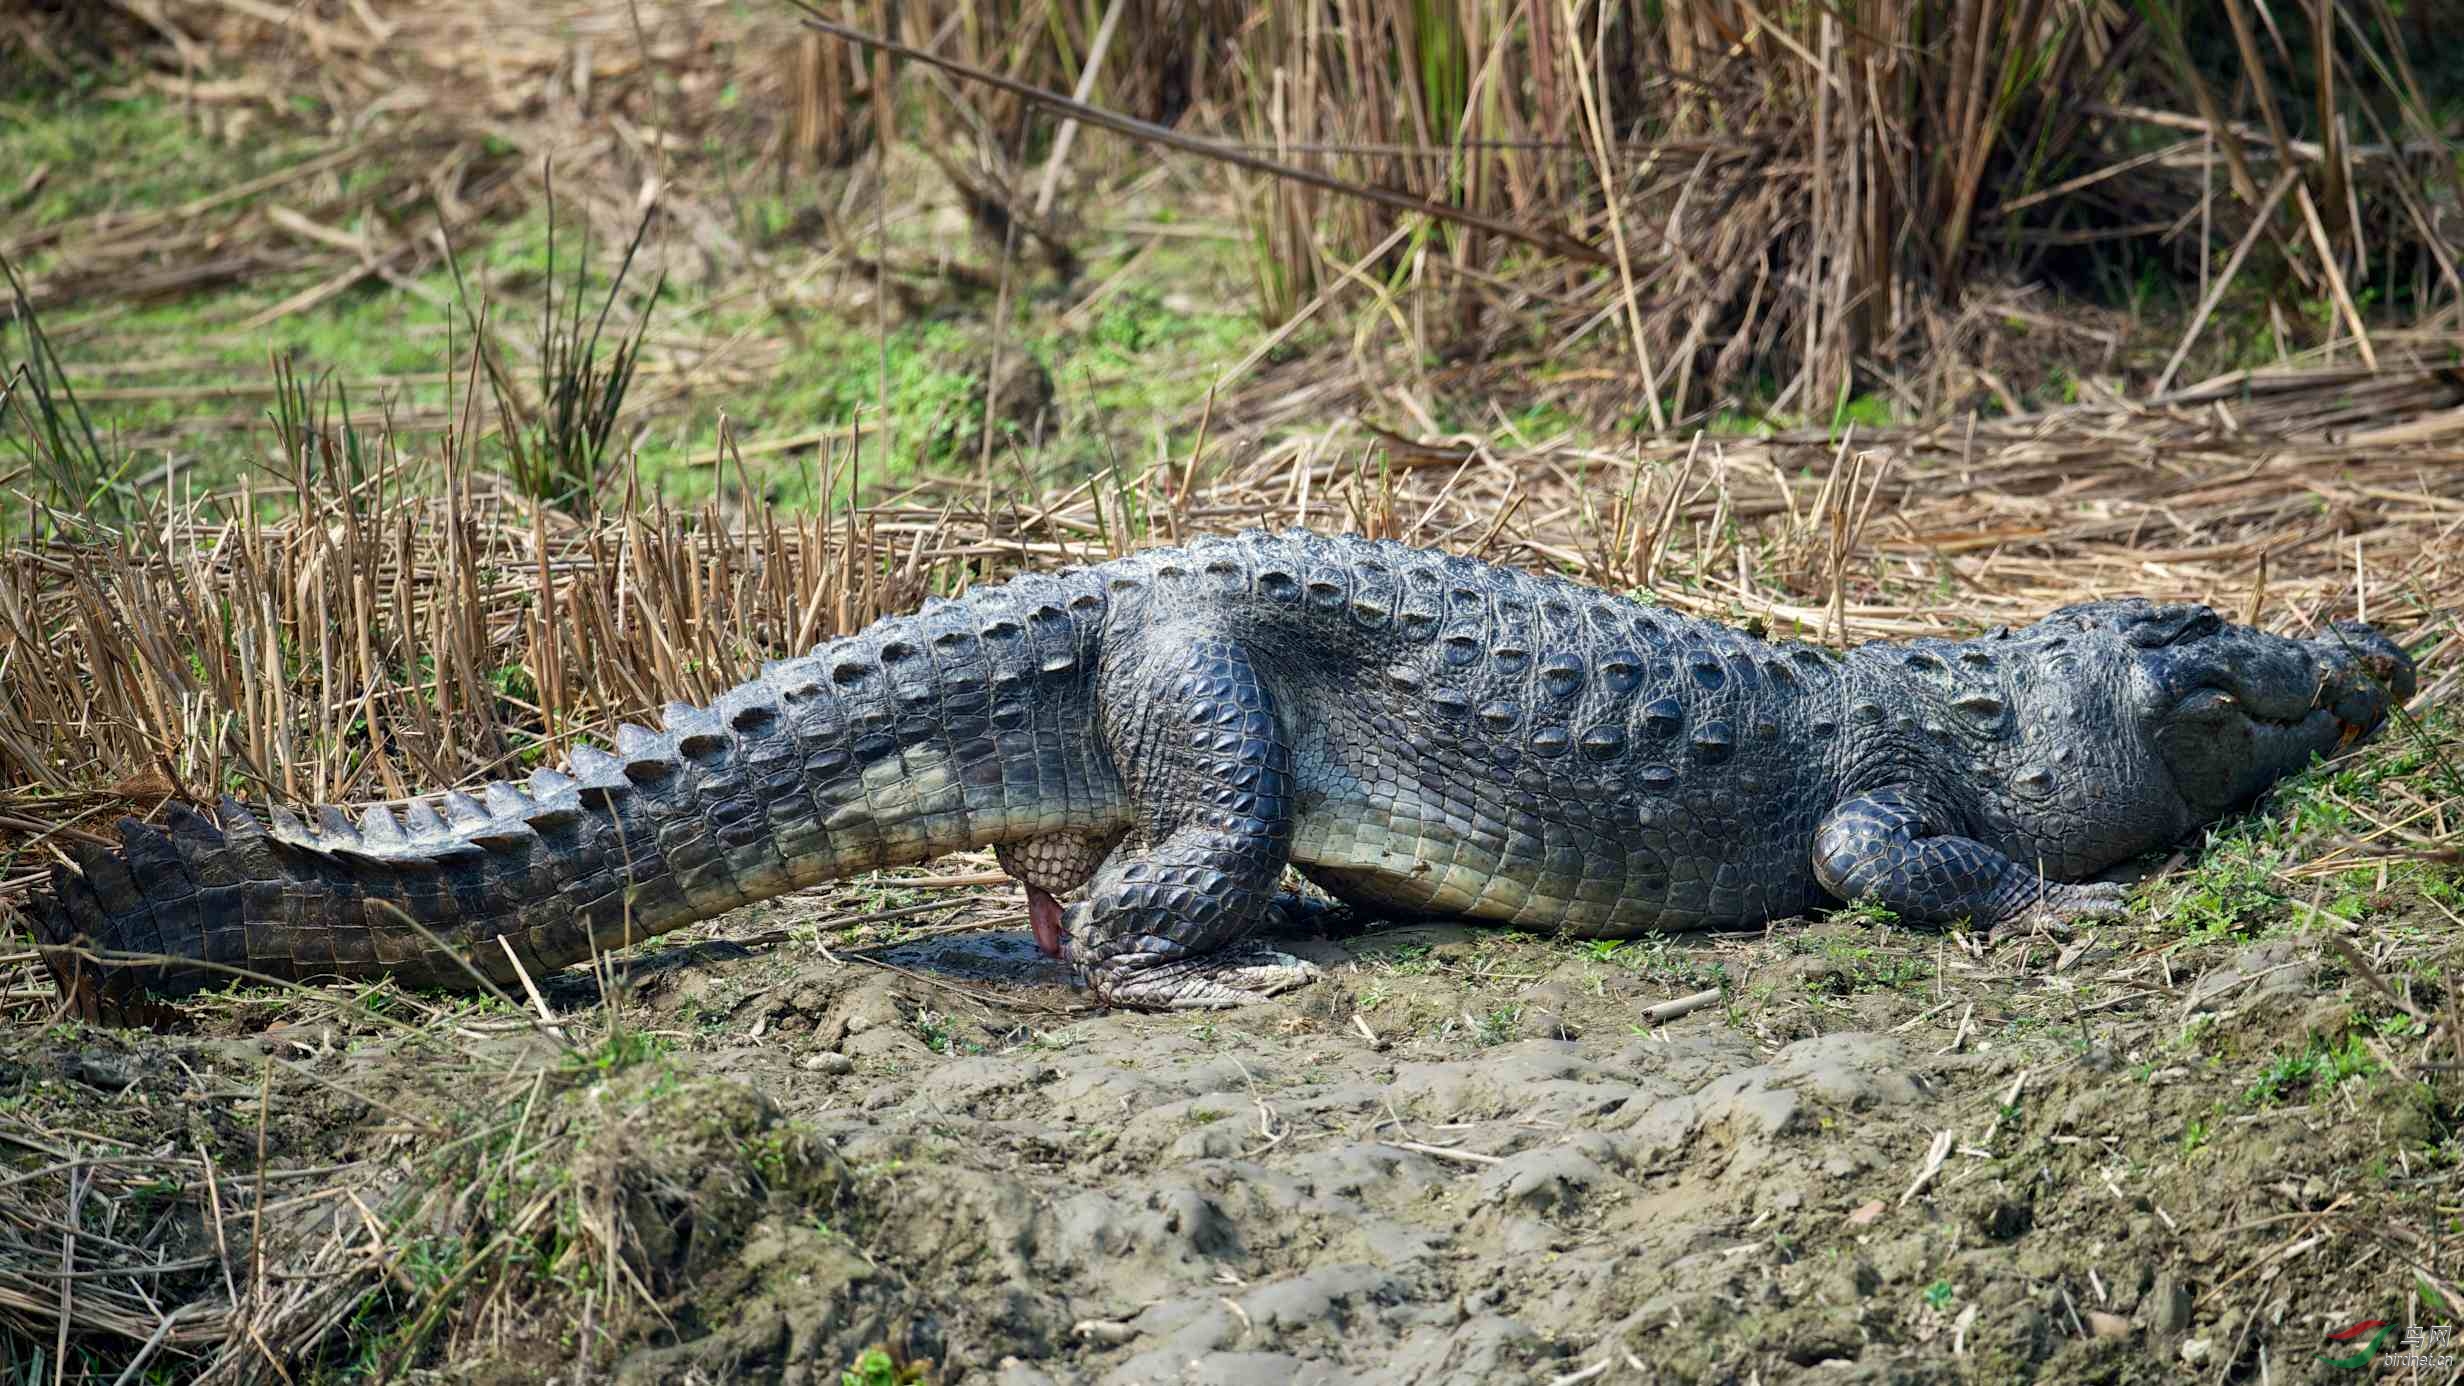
1027, 886, 1066, 958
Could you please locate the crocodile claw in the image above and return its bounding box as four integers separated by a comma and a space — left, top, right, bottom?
2008, 879, 2131, 929
1089, 943, 1322, 1010
1262, 889, 1351, 936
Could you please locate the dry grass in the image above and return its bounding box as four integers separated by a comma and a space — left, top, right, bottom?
8, 1, 2454, 430
789, 0, 2462, 420
0, 968, 854, 1383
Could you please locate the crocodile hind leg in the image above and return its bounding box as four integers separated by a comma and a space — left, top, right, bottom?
1070, 632, 1319, 1009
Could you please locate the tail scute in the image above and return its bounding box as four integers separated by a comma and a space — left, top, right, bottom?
33, 820, 195, 1029
360, 805, 408, 848
217, 796, 286, 873
568, 744, 628, 788
312, 804, 359, 845
616, 723, 668, 764
661, 702, 729, 755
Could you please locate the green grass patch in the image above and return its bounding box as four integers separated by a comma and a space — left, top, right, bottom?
8, 87, 1267, 516
2244, 1031, 2382, 1107
1, 93, 324, 270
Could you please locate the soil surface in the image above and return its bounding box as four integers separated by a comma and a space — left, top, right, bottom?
572, 909, 2431, 1385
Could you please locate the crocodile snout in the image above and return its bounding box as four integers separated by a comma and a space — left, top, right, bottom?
2317, 621, 2415, 741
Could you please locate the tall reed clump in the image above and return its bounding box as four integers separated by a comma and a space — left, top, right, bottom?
1226, 0, 1583, 333
30, 1, 2458, 436
1200, 0, 2461, 420
447, 188, 663, 516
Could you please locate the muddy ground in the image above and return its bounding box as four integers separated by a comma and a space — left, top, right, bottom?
589, 905, 2448, 1385
12, 719, 2459, 1385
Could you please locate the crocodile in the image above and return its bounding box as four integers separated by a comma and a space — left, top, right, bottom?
29, 527, 2416, 1019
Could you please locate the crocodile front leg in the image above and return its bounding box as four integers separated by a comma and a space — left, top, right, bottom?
1070, 632, 1319, 1009
1812, 787, 2129, 927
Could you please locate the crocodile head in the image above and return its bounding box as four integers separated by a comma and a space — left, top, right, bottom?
1943, 601, 2415, 876
2132, 605, 2413, 819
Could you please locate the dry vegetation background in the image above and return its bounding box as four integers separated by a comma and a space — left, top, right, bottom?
0, 0, 2460, 1381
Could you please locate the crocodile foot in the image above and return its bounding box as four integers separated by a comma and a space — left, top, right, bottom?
1090, 942, 1323, 1010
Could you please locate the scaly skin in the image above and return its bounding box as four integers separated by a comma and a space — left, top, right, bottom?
29, 529, 2418, 1020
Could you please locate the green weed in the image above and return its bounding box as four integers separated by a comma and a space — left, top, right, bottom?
2244, 1033, 2382, 1107
842, 1345, 930, 1386
1474, 1003, 1519, 1045
913, 1006, 958, 1054
450, 192, 661, 512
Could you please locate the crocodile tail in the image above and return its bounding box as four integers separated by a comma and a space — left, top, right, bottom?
28, 568, 1121, 1024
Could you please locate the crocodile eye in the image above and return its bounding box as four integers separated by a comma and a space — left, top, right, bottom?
2130, 606, 2225, 648
2172, 611, 2224, 644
